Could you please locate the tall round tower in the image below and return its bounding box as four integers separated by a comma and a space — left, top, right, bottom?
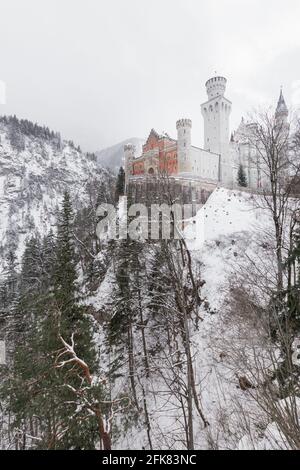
176, 118, 192, 174
205, 76, 227, 100
201, 76, 232, 184
124, 143, 135, 189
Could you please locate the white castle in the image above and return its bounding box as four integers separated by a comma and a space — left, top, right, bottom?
124, 76, 289, 191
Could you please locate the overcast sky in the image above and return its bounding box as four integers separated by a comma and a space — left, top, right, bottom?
0, 0, 300, 151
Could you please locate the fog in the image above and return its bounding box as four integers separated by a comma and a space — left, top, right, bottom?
0, 0, 300, 151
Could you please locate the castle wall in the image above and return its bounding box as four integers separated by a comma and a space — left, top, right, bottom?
187, 146, 220, 181
128, 175, 217, 209
132, 130, 178, 176
176, 119, 192, 173
124, 76, 274, 192
231, 135, 271, 190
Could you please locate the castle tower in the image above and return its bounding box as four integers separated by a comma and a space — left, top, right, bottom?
275, 88, 289, 136
124, 143, 135, 189
201, 76, 232, 184
176, 118, 192, 173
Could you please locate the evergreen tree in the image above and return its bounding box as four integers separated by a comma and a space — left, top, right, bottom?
1, 196, 101, 449
19, 236, 42, 297
237, 163, 247, 187
285, 215, 300, 332
41, 230, 56, 292
5, 250, 19, 303
16, 236, 43, 338
107, 217, 144, 411
54, 192, 77, 322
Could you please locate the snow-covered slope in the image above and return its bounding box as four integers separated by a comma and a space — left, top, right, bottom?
186, 187, 269, 308
0, 117, 110, 273
96, 137, 144, 173
86, 187, 278, 449
185, 188, 284, 449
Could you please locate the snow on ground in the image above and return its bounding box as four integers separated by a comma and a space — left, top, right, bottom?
187, 187, 261, 247
181, 187, 279, 448
184, 187, 287, 449
82, 265, 115, 311
186, 187, 270, 308
84, 186, 279, 449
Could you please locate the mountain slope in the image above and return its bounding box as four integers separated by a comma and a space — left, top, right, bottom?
84, 188, 282, 449
0, 116, 111, 274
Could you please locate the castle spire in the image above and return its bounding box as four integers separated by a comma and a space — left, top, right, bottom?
276, 87, 288, 117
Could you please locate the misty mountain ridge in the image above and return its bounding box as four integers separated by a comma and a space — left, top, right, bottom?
96, 137, 144, 172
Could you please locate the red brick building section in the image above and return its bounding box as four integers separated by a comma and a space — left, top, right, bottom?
132, 129, 178, 176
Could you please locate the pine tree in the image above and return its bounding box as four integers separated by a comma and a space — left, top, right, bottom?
107, 232, 144, 413
0, 235, 59, 448
5, 251, 19, 304
1, 197, 101, 449
285, 214, 300, 332
53, 191, 97, 379
0, 251, 19, 371
237, 163, 247, 187
52, 194, 99, 448
41, 230, 56, 291
54, 192, 77, 322
16, 236, 43, 339
19, 236, 42, 297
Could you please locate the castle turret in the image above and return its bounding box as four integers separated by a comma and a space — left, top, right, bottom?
276, 89, 288, 120
201, 76, 232, 184
124, 143, 135, 189
176, 119, 192, 173
205, 76, 227, 100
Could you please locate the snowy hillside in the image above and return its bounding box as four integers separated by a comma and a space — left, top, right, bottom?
96, 137, 144, 172
186, 187, 270, 307
186, 188, 275, 448
83, 187, 287, 450
0, 116, 110, 273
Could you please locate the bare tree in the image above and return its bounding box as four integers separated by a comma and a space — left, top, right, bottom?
245, 109, 300, 293
55, 334, 130, 450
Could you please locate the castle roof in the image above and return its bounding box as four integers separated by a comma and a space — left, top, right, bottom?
146, 128, 161, 142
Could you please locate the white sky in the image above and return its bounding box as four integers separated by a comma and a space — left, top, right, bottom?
0, 0, 300, 151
